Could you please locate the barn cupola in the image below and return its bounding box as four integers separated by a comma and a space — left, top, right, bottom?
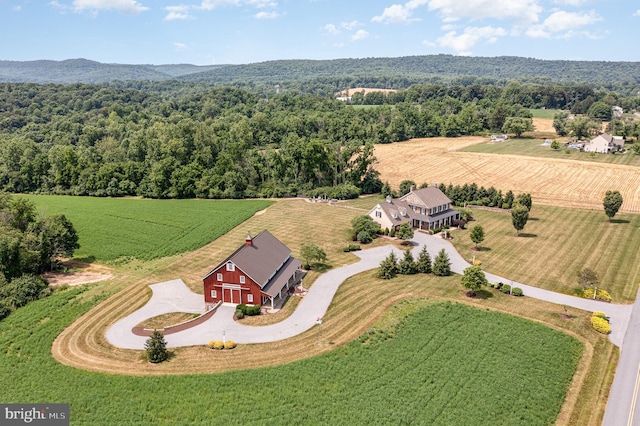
245, 232, 253, 246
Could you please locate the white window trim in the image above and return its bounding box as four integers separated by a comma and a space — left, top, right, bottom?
239, 275, 245, 284
217, 273, 223, 281
226, 263, 235, 272
211, 290, 217, 298
247, 294, 253, 303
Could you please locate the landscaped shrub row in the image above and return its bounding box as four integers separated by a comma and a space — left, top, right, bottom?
207, 340, 237, 350
590, 312, 611, 334
488, 282, 524, 296
235, 304, 261, 319
342, 244, 362, 252
581, 288, 612, 302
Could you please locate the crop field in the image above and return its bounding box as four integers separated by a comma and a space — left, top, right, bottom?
2, 285, 586, 425
460, 137, 640, 167
23, 196, 273, 262
373, 137, 640, 212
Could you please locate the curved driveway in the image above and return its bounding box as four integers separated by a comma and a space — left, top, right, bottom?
106, 232, 631, 350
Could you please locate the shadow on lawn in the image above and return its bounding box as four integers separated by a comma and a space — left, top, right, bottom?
609, 219, 630, 224
517, 233, 537, 238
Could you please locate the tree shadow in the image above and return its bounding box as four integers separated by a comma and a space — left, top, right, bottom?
307, 263, 333, 273
610, 219, 630, 224
528, 217, 539, 221
470, 289, 493, 299
517, 233, 537, 238
74, 255, 96, 263
476, 246, 491, 252
402, 240, 419, 247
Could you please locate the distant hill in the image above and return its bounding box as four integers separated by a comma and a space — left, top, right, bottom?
1, 55, 639, 88
0, 58, 225, 83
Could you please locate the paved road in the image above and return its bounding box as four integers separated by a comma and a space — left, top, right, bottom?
107, 232, 631, 350
603, 288, 640, 426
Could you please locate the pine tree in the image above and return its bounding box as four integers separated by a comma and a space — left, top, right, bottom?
416, 245, 432, 274
398, 249, 417, 275
377, 251, 398, 279
145, 330, 168, 363
433, 249, 452, 276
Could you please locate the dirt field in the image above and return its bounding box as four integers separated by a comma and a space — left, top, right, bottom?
44, 261, 113, 287
336, 87, 397, 97
374, 137, 640, 212
533, 117, 555, 132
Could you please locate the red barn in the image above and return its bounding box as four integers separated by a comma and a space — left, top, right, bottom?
203, 230, 303, 310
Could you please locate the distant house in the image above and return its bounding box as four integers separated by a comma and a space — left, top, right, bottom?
583, 133, 625, 153
367, 185, 460, 232
490, 134, 508, 142
202, 230, 303, 310
612, 106, 624, 118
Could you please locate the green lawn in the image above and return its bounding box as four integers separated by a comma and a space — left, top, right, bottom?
530, 108, 561, 119
459, 137, 640, 167
0, 289, 581, 425
23, 196, 273, 262
450, 205, 640, 302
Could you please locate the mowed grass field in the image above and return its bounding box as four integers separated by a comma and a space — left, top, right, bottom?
1, 290, 586, 425
460, 137, 640, 167
24, 195, 272, 262
373, 137, 640, 212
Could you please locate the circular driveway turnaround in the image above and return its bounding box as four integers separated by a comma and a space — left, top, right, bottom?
106, 232, 632, 350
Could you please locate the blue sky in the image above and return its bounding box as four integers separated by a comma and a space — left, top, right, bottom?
1, 0, 638, 65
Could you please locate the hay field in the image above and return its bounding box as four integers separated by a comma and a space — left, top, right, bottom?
374, 137, 640, 212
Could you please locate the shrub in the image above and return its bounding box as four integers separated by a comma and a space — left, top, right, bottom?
212, 340, 225, 349
592, 311, 607, 319
342, 244, 361, 252
500, 284, 511, 294
502, 203, 511, 209
224, 340, 237, 349
235, 309, 244, 320
207, 340, 217, 349
590, 315, 611, 334
512, 287, 523, 297
582, 288, 612, 302
236, 304, 261, 316
357, 230, 373, 244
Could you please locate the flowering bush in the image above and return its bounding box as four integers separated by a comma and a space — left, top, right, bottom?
590, 314, 611, 335
583, 288, 612, 302
224, 340, 237, 349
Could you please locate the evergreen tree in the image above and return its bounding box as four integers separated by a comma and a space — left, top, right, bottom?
516, 193, 532, 211
381, 181, 392, 197
377, 251, 399, 279
416, 245, 432, 274
398, 249, 417, 275
145, 330, 169, 363
433, 249, 452, 276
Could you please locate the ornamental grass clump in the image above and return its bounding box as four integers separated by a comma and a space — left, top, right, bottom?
590, 312, 611, 335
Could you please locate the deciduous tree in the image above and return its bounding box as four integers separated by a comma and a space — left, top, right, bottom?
511, 203, 529, 236
502, 117, 533, 137
395, 222, 414, 244
461, 265, 488, 296
300, 244, 327, 269
603, 190, 623, 222
470, 224, 484, 249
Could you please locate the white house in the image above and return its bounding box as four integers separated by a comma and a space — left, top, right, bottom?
583, 133, 624, 153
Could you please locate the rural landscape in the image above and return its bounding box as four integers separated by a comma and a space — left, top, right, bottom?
1, 53, 640, 425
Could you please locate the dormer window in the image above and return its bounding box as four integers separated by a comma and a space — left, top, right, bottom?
226, 263, 235, 272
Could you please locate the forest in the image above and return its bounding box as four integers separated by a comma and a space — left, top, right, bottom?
0, 80, 638, 200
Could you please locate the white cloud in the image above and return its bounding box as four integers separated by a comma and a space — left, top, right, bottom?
322, 23, 341, 35
635, 9, 640, 17
341, 20, 362, 30
526, 10, 601, 38
254, 11, 279, 19
554, 0, 587, 5
165, 5, 193, 20
351, 29, 370, 41
72, 0, 149, 14
429, 25, 506, 55
372, 3, 420, 24
200, 0, 276, 10
13, 5, 22, 11
427, 0, 541, 24
173, 42, 188, 51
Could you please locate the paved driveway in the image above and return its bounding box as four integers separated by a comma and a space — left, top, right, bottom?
106, 233, 631, 350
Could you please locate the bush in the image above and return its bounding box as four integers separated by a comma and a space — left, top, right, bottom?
582, 288, 612, 302
237, 304, 261, 316
207, 340, 217, 349
592, 311, 607, 319
234, 309, 244, 320
500, 284, 511, 294
212, 340, 225, 349
224, 340, 237, 349
590, 315, 611, 334
512, 287, 523, 297
357, 230, 372, 244
342, 244, 361, 252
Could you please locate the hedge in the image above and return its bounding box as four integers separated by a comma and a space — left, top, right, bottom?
590, 315, 611, 335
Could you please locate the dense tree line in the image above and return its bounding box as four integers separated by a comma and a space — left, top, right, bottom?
0, 80, 637, 199
0, 192, 79, 320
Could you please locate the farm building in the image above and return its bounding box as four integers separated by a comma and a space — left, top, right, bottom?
583, 133, 624, 153
367, 185, 460, 232
202, 230, 303, 310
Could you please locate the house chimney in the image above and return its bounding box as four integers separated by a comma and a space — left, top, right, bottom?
245, 232, 253, 246
432, 182, 438, 187
386, 195, 392, 203
409, 185, 415, 192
